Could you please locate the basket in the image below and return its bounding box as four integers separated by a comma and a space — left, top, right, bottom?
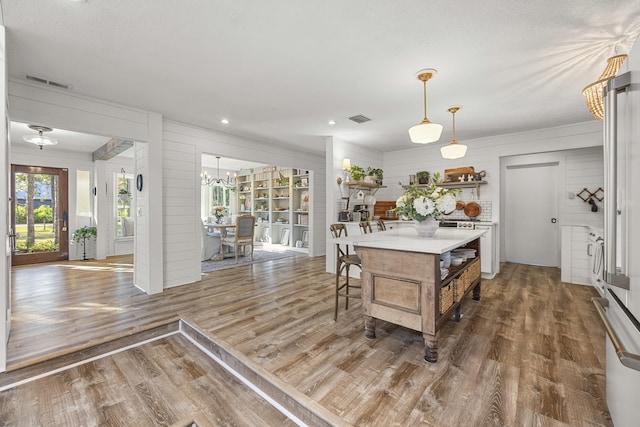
453, 277, 464, 302
439, 283, 454, 314
460, 259, 481, 292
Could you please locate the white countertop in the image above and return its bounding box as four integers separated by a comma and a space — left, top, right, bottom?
329, 227, 486, 255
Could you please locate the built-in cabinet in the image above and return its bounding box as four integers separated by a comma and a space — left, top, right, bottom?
237, 167, 310, 252
560, 225, 590, 285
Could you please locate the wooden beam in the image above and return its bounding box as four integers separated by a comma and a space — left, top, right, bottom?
91, 138, 134, 161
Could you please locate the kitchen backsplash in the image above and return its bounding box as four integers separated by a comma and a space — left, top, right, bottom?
443, 200, 492, 222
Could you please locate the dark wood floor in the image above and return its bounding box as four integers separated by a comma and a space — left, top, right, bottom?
2, 255, 612, 426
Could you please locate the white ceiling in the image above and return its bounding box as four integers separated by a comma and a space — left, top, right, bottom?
2, 0, 640, 155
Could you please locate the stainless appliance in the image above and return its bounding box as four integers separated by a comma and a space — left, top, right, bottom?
593, 41, 640, 426
588, 228, 605, 297
353, 204, 370, 221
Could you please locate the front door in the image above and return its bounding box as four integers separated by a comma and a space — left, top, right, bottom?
11, 165, 69, 266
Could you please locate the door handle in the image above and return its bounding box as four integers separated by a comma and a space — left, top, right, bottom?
592, 297, 640, 372
551, 218, 557, 223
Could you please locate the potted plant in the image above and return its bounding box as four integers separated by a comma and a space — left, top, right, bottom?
367, 167, 384, 185
72, 226, 97, 260
118, 187, 130, 202
416, 171, 430, 185
349, 165, 366, 182
278, 172, 290, 187
239, 194, 247, 211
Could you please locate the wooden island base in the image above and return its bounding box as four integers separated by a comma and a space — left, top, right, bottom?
364, 281, 480, 363
357, 234, 483, 363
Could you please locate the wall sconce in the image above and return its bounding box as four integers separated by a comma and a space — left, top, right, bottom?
339, 158, 351, 184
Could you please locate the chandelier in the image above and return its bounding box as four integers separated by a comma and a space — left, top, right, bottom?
23, 125, 58, 150
408, 69, 443, 144
201, 156, 237, 187
440, 106, 467, 159
582, 54, 627, 120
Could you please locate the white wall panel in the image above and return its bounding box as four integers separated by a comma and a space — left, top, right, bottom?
8, 79, 149, 141
160, 120, 325, 289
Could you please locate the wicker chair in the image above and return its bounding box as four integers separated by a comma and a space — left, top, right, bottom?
222, 215, 256, 263
329, 223, 362, 320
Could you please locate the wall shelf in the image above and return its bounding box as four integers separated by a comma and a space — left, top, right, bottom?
345, 181, 387, 196
402, 181, 487, 197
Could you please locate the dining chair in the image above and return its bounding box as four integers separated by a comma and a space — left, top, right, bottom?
329, 223, 362, 320
376, 218, 386, 231
222, 215, 256, 263
359, 221, 373, 234
201, 220, 221, 261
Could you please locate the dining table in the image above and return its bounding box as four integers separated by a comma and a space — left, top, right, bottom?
204, 223, 236, 260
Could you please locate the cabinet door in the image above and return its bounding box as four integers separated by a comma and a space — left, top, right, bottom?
478, 226, 492, 274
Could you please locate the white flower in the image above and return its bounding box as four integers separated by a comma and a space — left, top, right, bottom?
414, 196, 435, 216
396, 194, 408, 208
437, 193, 456, 214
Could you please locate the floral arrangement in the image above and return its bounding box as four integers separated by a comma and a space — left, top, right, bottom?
394, 183, 458, 222
212, 206, 227, 219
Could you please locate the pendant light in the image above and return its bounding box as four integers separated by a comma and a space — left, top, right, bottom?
23, 125, 58, 150
440, 106, 467, 159
408, 69, 443, 144
582, 54, 627, 120
201, 156, 237, 188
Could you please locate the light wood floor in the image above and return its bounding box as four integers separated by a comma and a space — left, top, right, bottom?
3, 255, 612, 426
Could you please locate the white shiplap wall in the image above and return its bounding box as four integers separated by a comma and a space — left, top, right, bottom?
161, 138, 199, 288
563, 147, 604, 226
325, 137, 384, 273
328, 121, 604, 271
162, 120, 326, 289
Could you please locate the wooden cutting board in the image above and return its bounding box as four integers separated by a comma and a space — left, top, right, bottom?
463, 202, 481, 217
444, 167, 475, 182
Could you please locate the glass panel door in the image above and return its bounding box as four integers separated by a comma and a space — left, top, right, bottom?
11, 165, 69, 266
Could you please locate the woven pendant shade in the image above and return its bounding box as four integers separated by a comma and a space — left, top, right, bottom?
582, 54, 627, 120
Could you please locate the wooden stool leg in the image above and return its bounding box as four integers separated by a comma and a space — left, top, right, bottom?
344, 264, 350, 311
334, 258, 341, 321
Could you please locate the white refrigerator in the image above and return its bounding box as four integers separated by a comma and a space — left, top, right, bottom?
594, 38, 640, 427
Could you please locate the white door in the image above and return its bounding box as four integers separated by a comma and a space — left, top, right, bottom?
505, 162, 559, 266
0, 26, 9, 372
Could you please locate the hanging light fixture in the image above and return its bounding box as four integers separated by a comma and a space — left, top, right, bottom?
408, 69, 443, 144
582, 54, 627, 120
441, 106, 468, 159
201, 156, 237, 188
22, 125, 58, 150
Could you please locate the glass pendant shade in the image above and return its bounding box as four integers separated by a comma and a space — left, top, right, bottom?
440, 142, 467, 159
409, 120, 443, 144
441, 106, 467, 159
22, 125, 58, 150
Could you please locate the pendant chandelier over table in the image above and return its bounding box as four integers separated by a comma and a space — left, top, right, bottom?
201, 156, 237, 188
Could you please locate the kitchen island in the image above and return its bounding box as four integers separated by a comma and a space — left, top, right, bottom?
332, 227, 485, 362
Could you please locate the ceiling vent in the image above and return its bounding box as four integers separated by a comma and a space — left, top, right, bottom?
25, 75, 72, 90
349, 114, 371, 124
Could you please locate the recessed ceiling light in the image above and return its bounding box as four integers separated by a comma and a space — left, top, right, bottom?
328, 120, 337, 125
220, 119, 230, 124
